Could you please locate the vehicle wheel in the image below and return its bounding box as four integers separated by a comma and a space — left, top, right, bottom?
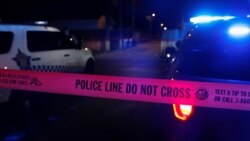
84, 59, 95, 74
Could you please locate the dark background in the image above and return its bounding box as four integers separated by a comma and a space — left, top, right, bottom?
0, 0, 249, 30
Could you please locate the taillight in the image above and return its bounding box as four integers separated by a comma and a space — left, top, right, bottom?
173, 104, 193, 121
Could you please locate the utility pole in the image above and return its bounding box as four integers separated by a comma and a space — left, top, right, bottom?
105, 0, 111, 52
119, 0, 123, 49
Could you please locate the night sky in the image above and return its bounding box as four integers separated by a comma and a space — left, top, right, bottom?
0, 0, 249, 29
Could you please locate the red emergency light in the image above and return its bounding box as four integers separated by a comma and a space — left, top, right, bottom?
173, 104, 193, 121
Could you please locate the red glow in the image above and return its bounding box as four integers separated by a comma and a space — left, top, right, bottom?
173, 104, 193, 121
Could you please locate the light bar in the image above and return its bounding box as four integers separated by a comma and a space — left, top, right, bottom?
228, 24, 250, 38
34, 21, 48, 25
190, 16, 235, 24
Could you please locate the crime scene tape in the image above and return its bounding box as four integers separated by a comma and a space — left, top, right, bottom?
1, 69, 250, 111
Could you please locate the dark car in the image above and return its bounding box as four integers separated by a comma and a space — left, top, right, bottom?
168, 17, 250, 141
170, 17, 250, 83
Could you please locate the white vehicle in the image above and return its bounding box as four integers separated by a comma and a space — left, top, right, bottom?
0, 23, 95, 103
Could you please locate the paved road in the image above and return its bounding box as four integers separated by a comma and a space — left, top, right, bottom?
95, 40, 169, 78
1, 40, 250, 141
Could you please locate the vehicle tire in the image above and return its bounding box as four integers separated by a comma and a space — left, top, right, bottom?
84, 59, 95, 74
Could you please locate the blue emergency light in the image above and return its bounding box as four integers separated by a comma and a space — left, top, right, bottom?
190, 16, 235, 24
228, 24, 250, 38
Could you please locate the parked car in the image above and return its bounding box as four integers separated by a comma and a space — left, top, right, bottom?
0, 23, 95, 103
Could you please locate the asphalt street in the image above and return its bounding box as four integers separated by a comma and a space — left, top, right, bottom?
95, 40, 169, 78
1, 40, 250, 141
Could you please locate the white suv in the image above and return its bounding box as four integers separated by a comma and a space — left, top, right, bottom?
0, 23, 95, 103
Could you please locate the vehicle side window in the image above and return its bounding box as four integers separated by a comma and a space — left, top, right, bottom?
0, 31, 13, 54
27, 31, 79, 52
